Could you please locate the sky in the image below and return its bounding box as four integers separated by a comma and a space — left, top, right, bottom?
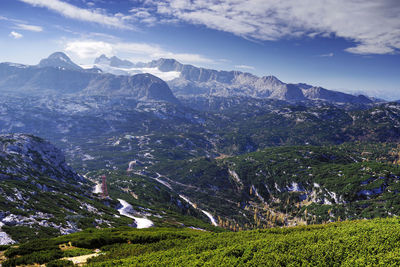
0, 0, 399, 100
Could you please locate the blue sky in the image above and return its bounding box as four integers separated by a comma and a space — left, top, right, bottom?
0, 0, 399, 99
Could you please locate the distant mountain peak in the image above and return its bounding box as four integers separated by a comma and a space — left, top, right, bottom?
148, 58, 182, 72
260, 75, 284, 85
156, 58, 180, 64
94, 54, 134, 68
94, 54, 109, 62
47, 52, 70, 61
97, 54, 109, 60
38, 52, 82, 71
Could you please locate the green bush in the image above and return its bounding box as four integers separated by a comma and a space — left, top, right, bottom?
3, 249, 62, 267
0, 244, 11, 251
46, 259, 74, 267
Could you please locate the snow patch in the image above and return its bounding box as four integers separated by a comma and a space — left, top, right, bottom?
93, 183, 102, 194
286, 182, 305, 192
82, 154, 95, 161
325, 190, 344, 204
274, 182, 281, 192
228, 169, 243, 186
0, 222, 15, 245
155, 178, 172, 190
179, 195, 218, 226
117, 199, 153, 229
251, 185, 265, 203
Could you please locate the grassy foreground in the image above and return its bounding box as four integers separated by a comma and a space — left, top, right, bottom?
2, 218, 400, 266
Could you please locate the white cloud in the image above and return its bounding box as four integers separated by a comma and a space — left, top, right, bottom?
141, 0, 400, 55
64, 39, 214, 64
65, 40, 113, 58
15, 23, 43, 32
9, 31, 23, 39
18, 0, 133, 29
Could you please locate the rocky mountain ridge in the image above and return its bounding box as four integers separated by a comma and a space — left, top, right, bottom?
0, 53, 179, 104
94, 55, 374, 104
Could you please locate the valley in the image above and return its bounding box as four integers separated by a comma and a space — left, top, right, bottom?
0, 52, 399, 265
1, 0, 399, 264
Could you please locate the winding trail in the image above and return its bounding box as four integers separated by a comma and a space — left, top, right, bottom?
64, 253, 100, 265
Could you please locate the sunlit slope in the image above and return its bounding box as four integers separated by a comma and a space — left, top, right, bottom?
2, 218, 400, 266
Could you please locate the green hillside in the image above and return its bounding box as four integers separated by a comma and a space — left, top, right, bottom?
148, 143, 400, 229
2, 218, 400, 266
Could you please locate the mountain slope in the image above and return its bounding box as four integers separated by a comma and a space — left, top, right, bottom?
83, 73, 179, 103
1, 93, 399, 175
0, 134, 221, 244
146, 143, 400, 229
0, 134, 134, 244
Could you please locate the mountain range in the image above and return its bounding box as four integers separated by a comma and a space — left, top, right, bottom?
0, 52, 378, 105
94, 55, 374, 104
0, 52, 178, 104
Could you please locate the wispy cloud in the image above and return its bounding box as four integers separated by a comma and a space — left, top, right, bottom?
64, 40, 214, 64
140, 0, 400, 55
15, 23, 43, 32
18, 0, 133, 29
0, 16, 43, 32
9, 31, 23, 39
318, 52, 334, 57
235, 65, 255, 70
0, 15, 25, 24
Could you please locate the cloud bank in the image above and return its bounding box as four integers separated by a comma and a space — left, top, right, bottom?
64, 40, 214, 64
138, 0, 400, 55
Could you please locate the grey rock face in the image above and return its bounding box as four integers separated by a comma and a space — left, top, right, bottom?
303, 87, 372, 104
147, 59, 372, 104
83, 73, 179, 103
0, 133, 82, 183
